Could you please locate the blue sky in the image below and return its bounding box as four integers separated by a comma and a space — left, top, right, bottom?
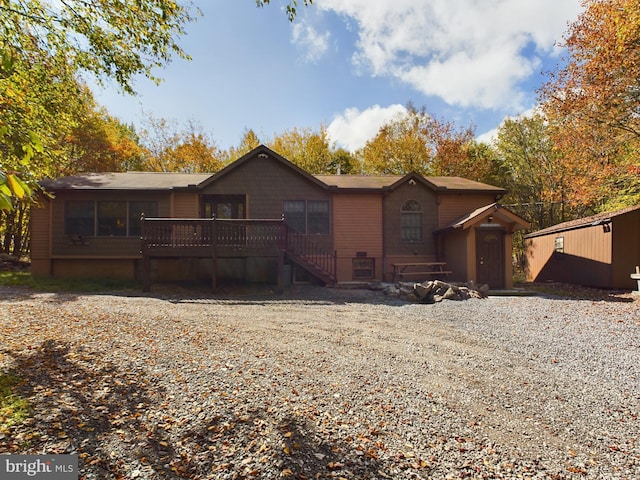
90, 0, 584, 152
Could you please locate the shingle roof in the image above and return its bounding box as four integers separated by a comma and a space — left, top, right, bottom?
314, 174, 505, 192
40, 172, 212, 190
525, 204, 640, 238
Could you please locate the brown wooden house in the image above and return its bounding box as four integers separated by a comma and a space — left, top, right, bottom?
524, 205, 640, 289
32, 145, 530, 290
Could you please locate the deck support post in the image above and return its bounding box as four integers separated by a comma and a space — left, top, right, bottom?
277, 249, 286, 291
142, 255, 151, 292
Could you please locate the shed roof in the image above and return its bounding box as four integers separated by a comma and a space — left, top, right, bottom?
525, 204, 640, 238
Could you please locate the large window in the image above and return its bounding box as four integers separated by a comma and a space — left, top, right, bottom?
65, 201, 95, 236
65, 200, 158, 237
401, 199, 423, 241
284, 200, 329, 234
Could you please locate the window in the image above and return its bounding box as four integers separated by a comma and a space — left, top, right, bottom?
129, 201, 158, 236
554, 236, 564, 253
308, 201, 330, 234
353, 258, 375, 279
401, 200, 423, 241
65, 200, 158, 237
98, 201, 127, 236
284, 200, 329, 234
284, 201, 306, 233
65, 201, 95, 236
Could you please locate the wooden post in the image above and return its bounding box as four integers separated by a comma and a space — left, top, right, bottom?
211, 216, 217, 291
142, 255, 151, 292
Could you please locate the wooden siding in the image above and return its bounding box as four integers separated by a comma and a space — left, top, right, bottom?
30, 195, 52, 275
332, 193, 383, 282
440, 228, 469, 283
525, 224, 614, 288
171, 192, 199, 218
202, 154, 333, 251
438, 193, 499, 227
383, 181, 439, 256
611, 211, 640, 288
50, 191, 169, 258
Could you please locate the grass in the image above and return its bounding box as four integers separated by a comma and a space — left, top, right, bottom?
0, 373, 30, 433
0, 271, 138, 293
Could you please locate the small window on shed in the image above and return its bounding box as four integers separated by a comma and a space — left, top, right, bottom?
554, 236, 564, 253
401, 200, 423, 241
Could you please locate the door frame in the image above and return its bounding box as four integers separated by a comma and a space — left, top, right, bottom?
475, 227, 505, 289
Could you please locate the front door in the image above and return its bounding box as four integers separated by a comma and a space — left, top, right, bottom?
201, 195, 245, 219
476, 229, 505, 289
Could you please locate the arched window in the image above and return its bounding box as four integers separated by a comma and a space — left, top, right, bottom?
401, 200, 423, 241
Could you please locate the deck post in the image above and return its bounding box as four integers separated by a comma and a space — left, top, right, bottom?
142, 255, 151, 292
211, 216, 217, 291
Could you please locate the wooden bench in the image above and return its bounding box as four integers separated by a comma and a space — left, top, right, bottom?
392, 262, 452, 282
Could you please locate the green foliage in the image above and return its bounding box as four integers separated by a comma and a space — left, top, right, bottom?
256, 0, 313, 21
0, 373, 30, 433
0, 1, 199, 95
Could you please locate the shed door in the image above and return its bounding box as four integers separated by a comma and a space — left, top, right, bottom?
476, 229, 505, 289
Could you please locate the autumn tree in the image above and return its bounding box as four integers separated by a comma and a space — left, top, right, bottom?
494, 114, 570, 230
224, 129, 262, 164
359, 104, 477, 177
540, 0, 640, 212
269, 126, 332, 174
137, 116, 223, 173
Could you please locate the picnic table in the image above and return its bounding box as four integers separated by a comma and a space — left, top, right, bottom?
392, 262, 452, 282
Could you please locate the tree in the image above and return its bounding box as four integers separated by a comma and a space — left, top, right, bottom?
137, 116, 223, 173
540, 0, 640, 212
269, 126, 332, 174
64, 94, 144, 174
0, 1, 198, 95
494, 114, 569, 230
359, 104, 476, 177
256, 0, 313, 21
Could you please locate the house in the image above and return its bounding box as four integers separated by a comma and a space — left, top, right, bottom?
31, 145, 530, 290
524, 205, 640, 289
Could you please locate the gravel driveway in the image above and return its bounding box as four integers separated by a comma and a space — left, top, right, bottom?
1, 284, 639, 479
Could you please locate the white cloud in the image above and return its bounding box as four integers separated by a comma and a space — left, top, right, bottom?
292, 21, 331, 62
314, 0, 583, 110
327, 104, 407, 151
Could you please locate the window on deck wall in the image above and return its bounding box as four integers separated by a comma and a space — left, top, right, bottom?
400, 199, 423, 241
64, 200, 158, 237
98, 201, 127, 236
65, 201, 95, 236
284, 200, 329, 234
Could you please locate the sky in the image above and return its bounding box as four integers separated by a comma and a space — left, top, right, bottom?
90, 0, 584, 153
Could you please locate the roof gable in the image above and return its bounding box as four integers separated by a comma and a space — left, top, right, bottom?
437, 203, 531, 232
198, 145, 329, 190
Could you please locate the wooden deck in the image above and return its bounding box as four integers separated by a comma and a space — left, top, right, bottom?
140, 217, 336, 290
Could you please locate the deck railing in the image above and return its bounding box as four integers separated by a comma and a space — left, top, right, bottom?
140, 217, 287, 250
140, 216, 336, 284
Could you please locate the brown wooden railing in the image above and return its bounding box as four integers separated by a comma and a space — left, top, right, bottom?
140, 217, 287, 250
140, 217, 336, 284
284, 227, 336, 284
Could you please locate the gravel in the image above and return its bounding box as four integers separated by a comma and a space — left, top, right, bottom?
1, 284, 639, 479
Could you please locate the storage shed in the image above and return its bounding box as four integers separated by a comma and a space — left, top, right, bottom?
524, 205, 640, 289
